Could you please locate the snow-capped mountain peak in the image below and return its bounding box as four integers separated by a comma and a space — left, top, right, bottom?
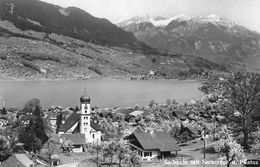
116, 14, 238, 29
116, 15, 174, 28
172, 14, 192, 21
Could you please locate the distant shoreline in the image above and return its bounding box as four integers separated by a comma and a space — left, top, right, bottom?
0, 77, 200, 82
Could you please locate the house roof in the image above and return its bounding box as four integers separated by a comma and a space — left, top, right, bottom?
129, 110, 144, 117
115, 108, 134, 115
131, 129, 180, 152
90, 119, 102, 131
61, 134, 86, 145
1, 154, 34, 167
59, 112, 80, 132
59, 113, 101, 132
183, 123, 199, 136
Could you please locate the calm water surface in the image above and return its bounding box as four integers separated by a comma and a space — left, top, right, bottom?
0, 79, 202, 108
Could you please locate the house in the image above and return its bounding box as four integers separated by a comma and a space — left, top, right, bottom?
149, 70, 155, 76
0, 154, 48, 167
60, 134, 86, 153
125, 110, 144, 122
58, 92, 102, 152
126, 129, 180, 161
180, 123, 200, 139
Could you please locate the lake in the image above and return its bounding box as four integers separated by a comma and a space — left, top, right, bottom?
0, 79, 202, 109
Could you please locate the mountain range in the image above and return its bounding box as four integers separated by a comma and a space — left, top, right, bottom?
0, 0, 231, 80
0, 0, 150, 50
0, 0, 260, 80
117, 15, 260, 72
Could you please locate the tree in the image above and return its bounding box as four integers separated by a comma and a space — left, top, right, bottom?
1, 107, 7, 115
127, 150, 141, 167
0, 135, 11, 162
18, 99, 49, 152
166, 99, 171, 106
61, 139, 73, 156
103, 140, 118, 167
56, 113, 63, 134
116, 139, 129, 167
87, 142, 102, 167
221, 72, 260, 149
214, 126, 245, 167
41, 134, 60, 165
251, 128, 260, 155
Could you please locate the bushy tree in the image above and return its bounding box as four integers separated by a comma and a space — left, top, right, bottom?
251, 128, 260, 155
0, 135, 11, 161
214, 126, 245, 167
103, 139, 118, 166
61, 139, 73, 156
18, 99, 48, 152
41, 134, 60, 165
202, 72, 260, 149
1, 107, 7, 115
127, 150, 141, 167
222, 72, 260, 149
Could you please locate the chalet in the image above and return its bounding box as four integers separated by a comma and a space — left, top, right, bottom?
0, 154, 48, 167
58, 92, 102, 152
125, 110, 144, 122
126, 129, 180, 161
180, 123, 201, 139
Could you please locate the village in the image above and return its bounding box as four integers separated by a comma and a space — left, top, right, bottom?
0, 72, 260, 167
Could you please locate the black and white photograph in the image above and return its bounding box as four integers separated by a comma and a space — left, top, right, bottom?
0, 0, 260, 166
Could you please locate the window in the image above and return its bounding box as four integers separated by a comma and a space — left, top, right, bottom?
92, 134, 95, 138
144, 152, 152, 157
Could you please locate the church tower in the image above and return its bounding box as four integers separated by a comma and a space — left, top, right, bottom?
80, 89, 91, 142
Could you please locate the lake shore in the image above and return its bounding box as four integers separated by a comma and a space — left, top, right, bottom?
0, 74, 202, 82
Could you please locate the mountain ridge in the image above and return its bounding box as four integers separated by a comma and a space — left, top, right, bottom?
117, 14, 260, 73
0, 0, 151, 50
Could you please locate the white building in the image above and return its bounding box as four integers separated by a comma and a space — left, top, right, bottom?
59, 92, 101, 152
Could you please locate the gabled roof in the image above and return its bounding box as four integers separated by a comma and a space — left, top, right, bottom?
1, 154, 34, 167
61, 134, 86, 145
130, 129, 180, 152
182, 123, 199, 136
59, 113, 101, 132
90, 119, 102, 131
59, 112, 80, 132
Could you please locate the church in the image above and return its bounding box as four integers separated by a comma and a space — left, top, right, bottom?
58, 92, 101, 152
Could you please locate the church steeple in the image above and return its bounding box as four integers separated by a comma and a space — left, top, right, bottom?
80, 88, 90, 104
79, 89, 91, 140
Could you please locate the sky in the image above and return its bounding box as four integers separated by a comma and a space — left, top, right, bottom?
40, 0, 260, 32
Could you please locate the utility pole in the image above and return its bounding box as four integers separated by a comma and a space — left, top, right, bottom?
202, 127, 206, 160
